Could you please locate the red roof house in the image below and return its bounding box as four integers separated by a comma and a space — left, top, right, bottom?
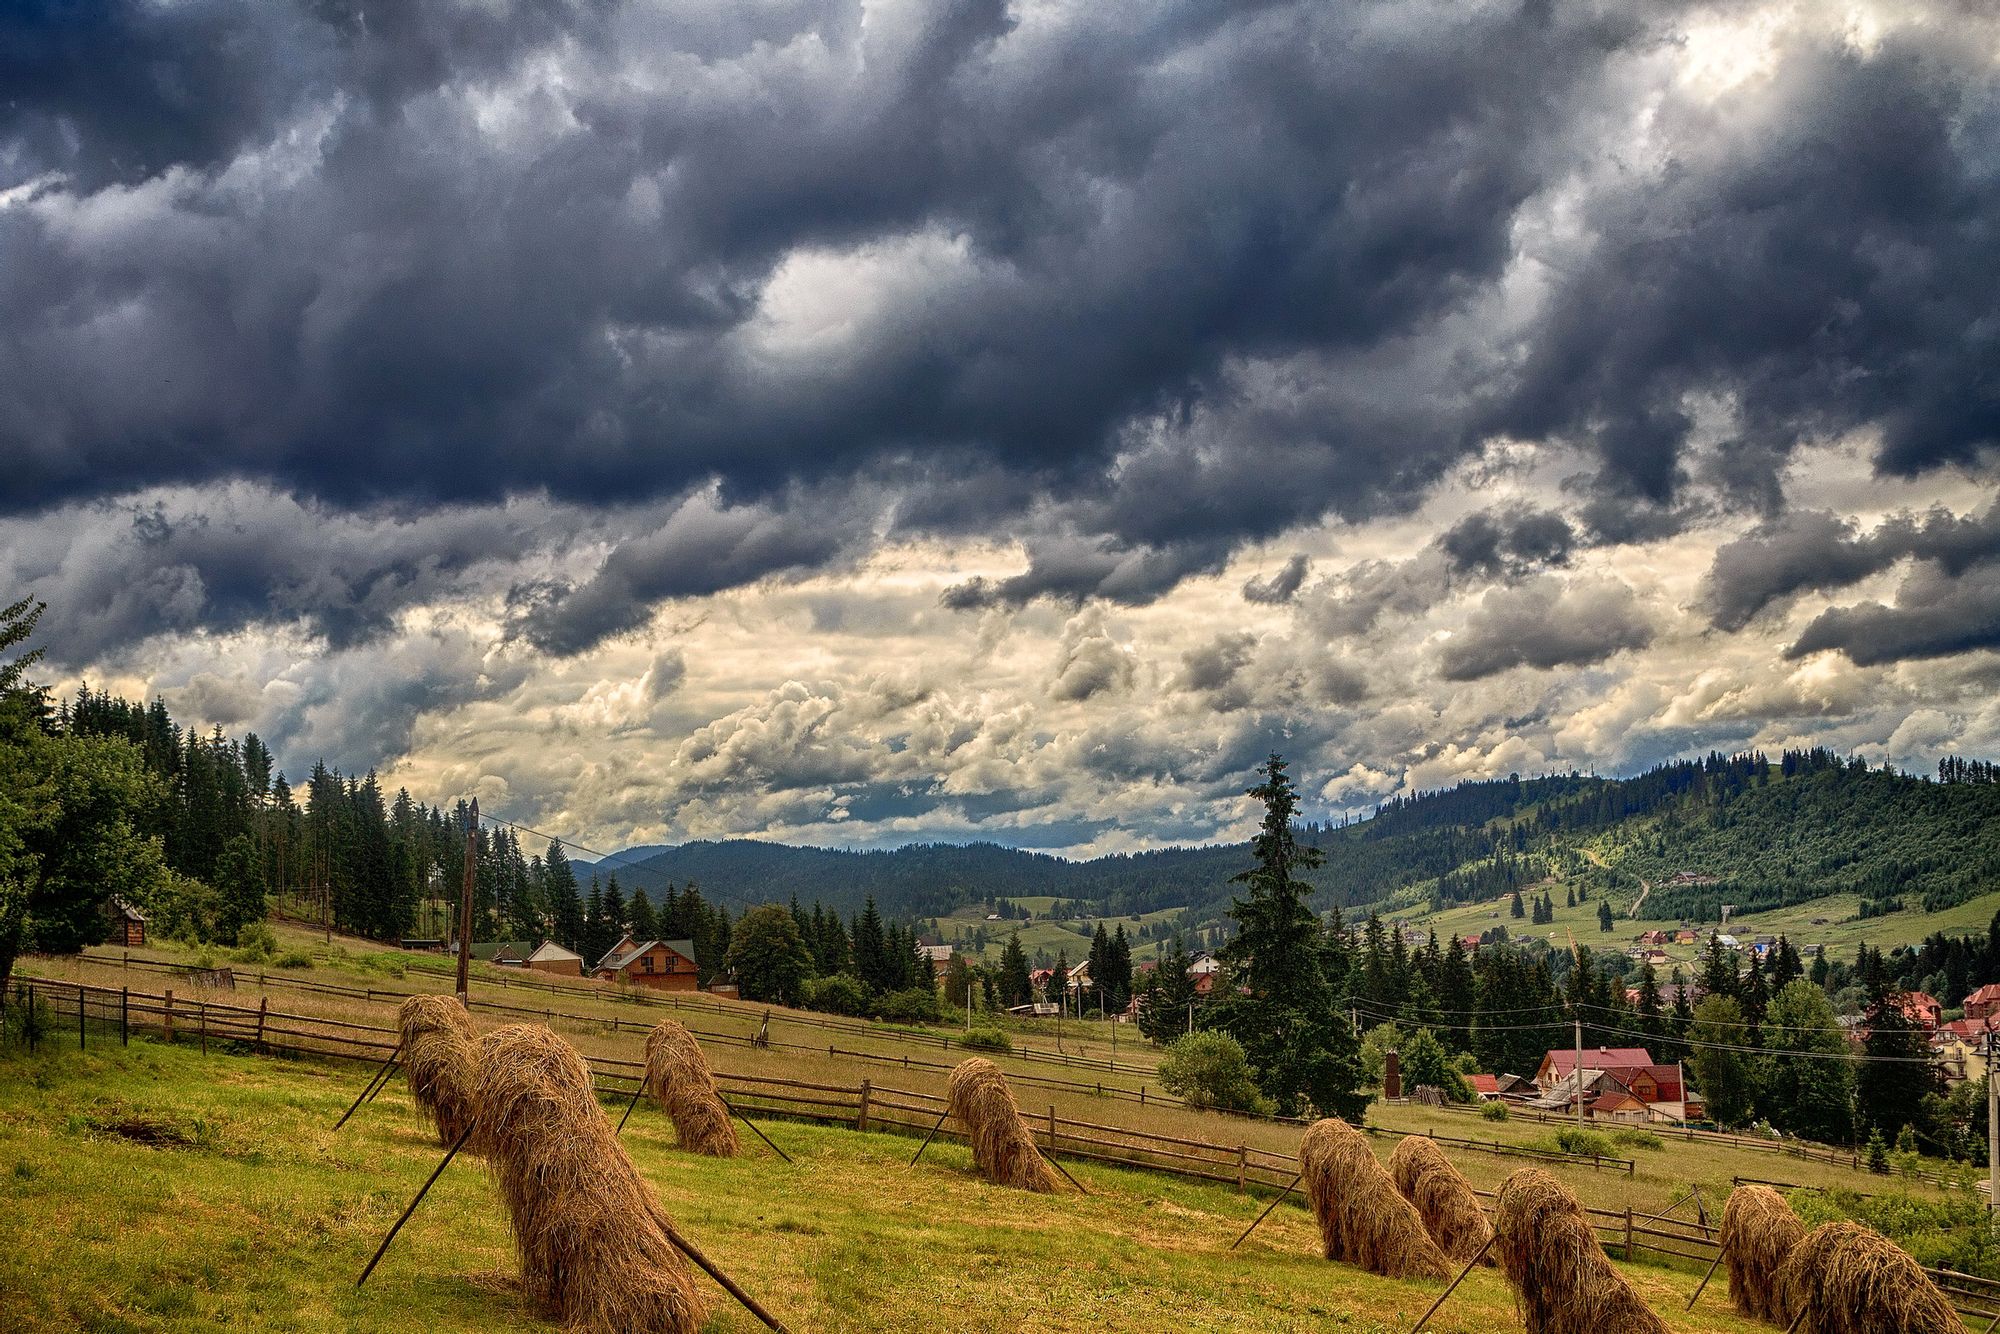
1966, 984, 2000, 1022
1534, 1047, 1654, 1091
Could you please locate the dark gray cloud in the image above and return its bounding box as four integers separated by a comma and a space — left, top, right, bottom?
1437, 577, 1654, 681
1483, 24, 2000, 507
513, 487, 874, 654
1242, 555, 1310, 605
2, 0, 1998, 710
0, 486, 577, 665
1788, 564, 2000, 667
1703, 503, 2000, 631
1438, 505, 1574, 578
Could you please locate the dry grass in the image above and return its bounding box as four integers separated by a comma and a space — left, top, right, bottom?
472, 1024, 706, 1333
397, 995, 479, 1148
1775, 1220, 1966, 1334
1297, 1118, 1451, 1280
1388, 1134, 1494, 1266
1492, 1167, 1669, 1334
1720, 1183, 1804, 1324
946, 1057, 1058, 1192
642, 1019, 739, 1156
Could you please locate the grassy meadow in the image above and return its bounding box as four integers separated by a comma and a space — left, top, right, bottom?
0, 1036, 1788, 1334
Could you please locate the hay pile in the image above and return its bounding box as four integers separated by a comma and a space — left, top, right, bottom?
945, 1057, 1058, 1192
1720, 1184, 1805, 1324
1388, 1134, 1494, 1265
1775, 1221, 1966, 1334
1492, 1168, 1668, 1334
473, 1024, 706, 1334
643, 1020, 739, 1157
1298, 1119, 1451, 1280
397, 995, 479, 1148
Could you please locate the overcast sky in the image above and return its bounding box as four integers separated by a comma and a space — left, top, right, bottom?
3, 0, 1997, 855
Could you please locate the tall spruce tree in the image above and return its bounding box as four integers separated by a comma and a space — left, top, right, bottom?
1208, 755, 1366, 1119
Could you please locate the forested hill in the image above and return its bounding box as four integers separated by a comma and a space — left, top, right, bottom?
597, 750, 2000, 926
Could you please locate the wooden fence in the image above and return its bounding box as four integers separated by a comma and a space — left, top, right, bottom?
12, 973, 1996, 1325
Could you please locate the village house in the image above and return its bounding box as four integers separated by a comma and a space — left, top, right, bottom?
1674, 928, 1700, 945
1933, 1017, 1999, 1082
524, 941, 584, 977
1965, 983, 2000, 1022
1530, 1046, 1699, 1123
1899, 991, 1944, 1032
1636, 929, 1672, 946
592, 936, 701, 991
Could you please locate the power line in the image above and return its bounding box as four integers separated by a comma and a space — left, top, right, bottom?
473, 809, 757, 913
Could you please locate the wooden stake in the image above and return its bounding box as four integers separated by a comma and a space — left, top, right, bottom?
1411, 1236, 1495, 1334
909, 1108, 951, 1166
1783, 1303, 1809, 1334
721, 1097, 794, 1165
365, 1058, 398, 1104
615, 1081, 646, 1134
335, 1045, 402, 1130
356, 1122, 473, 1287
1230, 1170, 1304, 1250
1040, 1147, 1090, 1195
661, 1221, 791, 1334
1686, 1247, 1726, 1310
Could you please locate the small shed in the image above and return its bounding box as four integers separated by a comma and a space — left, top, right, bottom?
105, 897, 148, 947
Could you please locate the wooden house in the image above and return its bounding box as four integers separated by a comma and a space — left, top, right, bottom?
592, 936, 701, 991
524, 942, 585, 977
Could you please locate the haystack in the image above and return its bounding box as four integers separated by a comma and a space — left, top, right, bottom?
1492, 1168, 1669, 1334
643, 1020, 739, 1157
1720, 1184, 1804, 1324
473, 1024, 706, 1334
397, 994, 479, 1148
945, 1057, 1058, 1192
1388, 1134, 1494, 1265
1775, 1220, 1965, 1334
1297, 1118, 1451, 1280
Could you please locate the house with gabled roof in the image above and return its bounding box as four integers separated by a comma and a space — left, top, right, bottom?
592, 936, 700, 991
525, 941, 584, 977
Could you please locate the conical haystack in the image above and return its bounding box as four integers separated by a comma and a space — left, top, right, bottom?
473, 1024, 706, 1334
397, 994, 479, 1148
1492, 1168, 1668, 1334
1775, 1220, 1965, 1334
1720, 1183, 1804, 1324
1298, 1118, 1451, 1280
1389, 1134, 1495, 1265
945, 1057, 1058, 1192
643, 1020, 739, 1156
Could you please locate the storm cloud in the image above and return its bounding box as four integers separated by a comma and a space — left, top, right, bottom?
5, 1, 2000, 851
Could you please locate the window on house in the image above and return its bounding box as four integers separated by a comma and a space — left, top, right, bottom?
643, 955, 652, 972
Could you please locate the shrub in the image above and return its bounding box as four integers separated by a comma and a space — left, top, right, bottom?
230, 923, 279, 964
799, 974, 869, 1017
1866, 1128, 1890, 1174
872, 987, 945, 1024
1157, 1031, 1275, 1116
273, 950, 314, 970
1551, 1127, 1612, 1158
1610, 1127, 1663, 1151
960, 1026, 1012, 1053
1480, 1100, 1510, 1122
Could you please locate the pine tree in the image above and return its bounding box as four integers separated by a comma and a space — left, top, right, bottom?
1208, 755, 1366, 1119
1597, 899, 1613, 932
999, 931, 1032, 1007
853, 898, 890, 994
628, 888, 658, 941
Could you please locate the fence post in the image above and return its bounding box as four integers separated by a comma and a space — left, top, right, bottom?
256, 997, 268, 1054
1140, 1086, 1146, 1106
164, 989, 175, 1044
1049, 1105, 1057, 1150
79, 984, 86, 1051
1237, 1144, 1247, 1194
857, 1080, 871, 1132
121, 988, 128, 1046
199, 1000, 207, 1055
1624, 1206, 1634, 1260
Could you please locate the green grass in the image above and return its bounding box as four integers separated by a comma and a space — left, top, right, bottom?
0, 1038, 1775, 1334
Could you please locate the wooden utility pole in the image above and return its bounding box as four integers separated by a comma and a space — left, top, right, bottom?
1987, 1030, 1998, 1219
1575, 1018, 1586, 1131
455, 799, 478, 1003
